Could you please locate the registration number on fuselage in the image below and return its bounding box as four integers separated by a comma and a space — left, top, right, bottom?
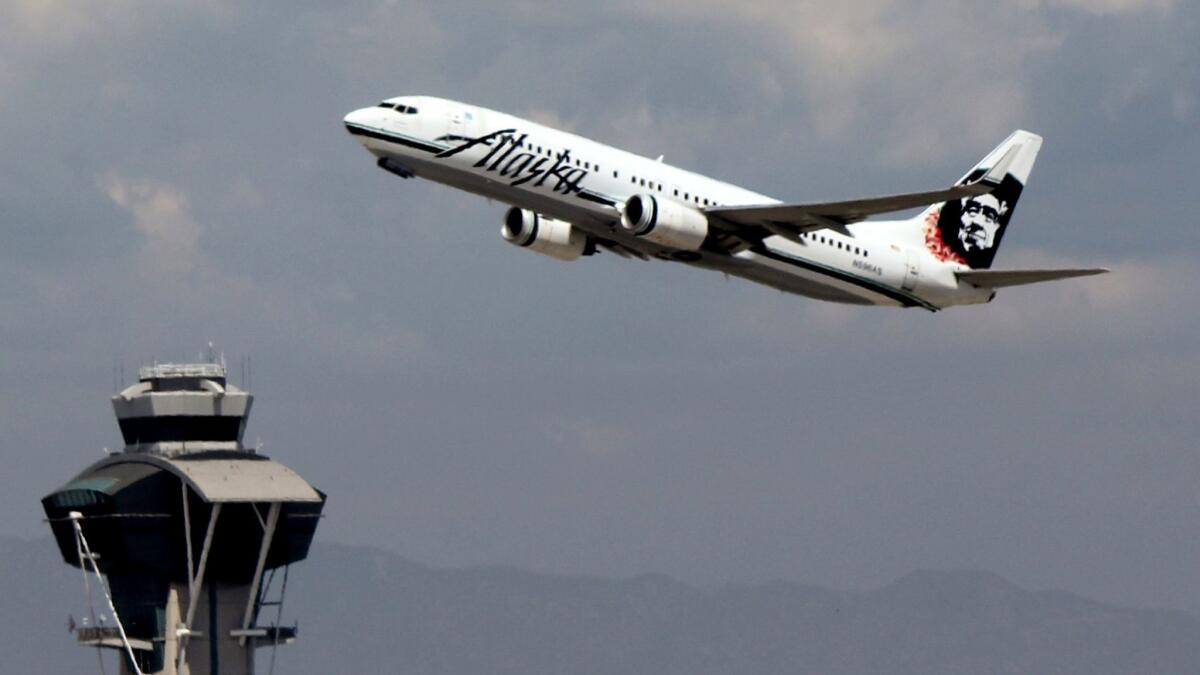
853, 259, 882, 276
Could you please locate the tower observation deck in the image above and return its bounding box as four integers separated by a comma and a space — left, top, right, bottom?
42, 361, 325, 675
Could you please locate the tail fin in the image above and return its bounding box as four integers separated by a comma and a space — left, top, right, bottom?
921, 130, 1043, 269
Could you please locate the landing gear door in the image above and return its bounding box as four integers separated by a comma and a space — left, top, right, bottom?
902, 250, 921, 292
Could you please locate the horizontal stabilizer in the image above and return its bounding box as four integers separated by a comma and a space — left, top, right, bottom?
956, 268, 1109, 288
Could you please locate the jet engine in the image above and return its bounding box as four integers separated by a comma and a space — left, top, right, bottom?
619, 194, 708, 251
501, 207, 592, 261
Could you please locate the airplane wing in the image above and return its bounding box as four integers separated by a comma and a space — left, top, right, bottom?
705, 145, 1018, 242
956, 268, 1110, 288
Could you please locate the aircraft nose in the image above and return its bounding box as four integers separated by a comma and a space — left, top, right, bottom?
343, 107, 374, 131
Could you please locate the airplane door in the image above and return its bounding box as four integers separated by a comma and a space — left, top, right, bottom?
446, 105, 479, 139
902, 250, 921, 291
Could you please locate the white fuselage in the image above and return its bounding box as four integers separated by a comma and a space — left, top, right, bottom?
344, 96, 993, 310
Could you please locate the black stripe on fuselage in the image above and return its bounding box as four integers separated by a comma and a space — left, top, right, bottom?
750, 245, 939, 311
345, 123, 446, 154
350, 124, 628, 212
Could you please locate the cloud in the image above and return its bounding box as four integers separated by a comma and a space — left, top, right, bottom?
0, 0, 237, 110
0, 1, 134, 49
0, 1, 236, 49
606, 1, 1065, 167
100, 174, 203, 276
544, 417, 638, 458
1049, 0, 1176, 15
1172, 87, 1196, 122
523, 108, 577, 133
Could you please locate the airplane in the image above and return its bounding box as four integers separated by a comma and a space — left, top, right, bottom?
343, 96, 1108, 311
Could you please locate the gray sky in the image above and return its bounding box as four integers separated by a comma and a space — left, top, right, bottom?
3, 0, 1198, 613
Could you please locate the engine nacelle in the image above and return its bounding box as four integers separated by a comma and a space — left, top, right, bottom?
501, 207, 592, 261
619, 194, 709, 251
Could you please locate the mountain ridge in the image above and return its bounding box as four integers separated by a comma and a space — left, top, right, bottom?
4, 536, 1197, 674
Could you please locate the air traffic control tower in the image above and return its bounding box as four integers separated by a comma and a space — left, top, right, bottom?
42, 362, 325, 675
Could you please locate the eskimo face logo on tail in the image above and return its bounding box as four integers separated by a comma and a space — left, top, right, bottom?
435, 129, 589, 195
927, 170, 1024, 269
959, 193, 1007, 252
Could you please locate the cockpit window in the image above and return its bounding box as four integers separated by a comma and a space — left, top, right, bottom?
377, 102, 419, 114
